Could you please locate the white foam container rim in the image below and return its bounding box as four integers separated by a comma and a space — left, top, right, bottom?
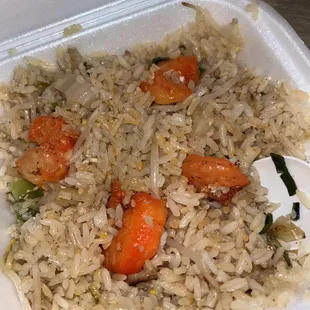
0, 1, 310, 309
0, 0, 309, 88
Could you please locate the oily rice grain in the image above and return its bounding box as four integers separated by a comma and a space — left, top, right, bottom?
1, 3, 310, 310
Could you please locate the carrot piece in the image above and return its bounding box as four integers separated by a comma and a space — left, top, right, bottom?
29, 116, 79, 153
104, 192, 168, 275
140, 56, 199, 105
182, 154, 250, 204
107, 179, 126, 209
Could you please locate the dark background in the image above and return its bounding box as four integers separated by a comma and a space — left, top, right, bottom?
266, 0, 310, 48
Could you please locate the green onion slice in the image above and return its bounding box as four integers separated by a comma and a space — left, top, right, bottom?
11, 179, 43, 201
260, 213, 273, 234
280, 172, 297, 196
270, 153, 288, 173
270, 153, 297, 196
283, 250, 292, 268
291, 202, 300, 221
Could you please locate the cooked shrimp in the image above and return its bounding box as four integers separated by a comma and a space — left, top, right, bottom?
182, 154, 250, 204
16, 115, 79, 185
29, 115, 79, 153
140, 56, 199, 104
104, 192, 168, 275
16, 147, 68, 186
107, 179, 126, 209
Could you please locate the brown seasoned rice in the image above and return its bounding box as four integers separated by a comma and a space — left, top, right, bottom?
1, 3, 310, 310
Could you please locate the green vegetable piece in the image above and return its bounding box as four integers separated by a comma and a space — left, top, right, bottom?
89, 285, 101, 301
291, 202, 300, 221
152, 57, 169, 65
266, 229, 281, 250
283, 250, 292, 268
11, 179, 43, 201
36, 81, 49, 92
25, 189, 44, 200
16, 207, 38, 223
28, 207, 39, 217
270, 153, 288, 174
51, 102, 58, 111
260, 213, 273, 234
12, 179, 35, 200
199, 67, 206, 75
267, 229, 292, 267
16, 213, 25, 223
270, 153, 297, 196
280, 172, 297, 196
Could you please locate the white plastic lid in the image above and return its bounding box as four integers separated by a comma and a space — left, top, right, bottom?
0, 0, 117, 43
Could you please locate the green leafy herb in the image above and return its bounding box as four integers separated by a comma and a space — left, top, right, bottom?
26, 189, 44, 200
152, 57, 169, 65
270, 153, 297, 196
291, 202, 300, 221
199, 67, 206, 75
16, 207, 39, 223
11, 179, 43, 201
28, 207, 39, 217
16, 213, 25, 223
280, 172, 297, 196
260, 213, 273, 234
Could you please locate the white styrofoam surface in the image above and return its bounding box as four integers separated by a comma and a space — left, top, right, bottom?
0, 0, 118, 43
0, 0, 309, 309
253, 157, 310, 310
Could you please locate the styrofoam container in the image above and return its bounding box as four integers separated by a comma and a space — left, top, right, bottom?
0, 0, 309, 309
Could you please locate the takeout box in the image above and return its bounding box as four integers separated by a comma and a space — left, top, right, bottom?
0, 0, 309, 309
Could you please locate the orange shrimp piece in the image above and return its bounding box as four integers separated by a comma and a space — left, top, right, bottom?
29, 116, 79, 154
182, 154, 250, 204
104, 192, 168, 275
140, 56, 199, 105
17, 115, 79, 185
107, 179, 126, 209
16, 147, 68, 186
158, 56, 199, 85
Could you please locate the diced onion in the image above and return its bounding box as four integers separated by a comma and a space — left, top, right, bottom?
296, 189, 310, 210
24, 56, 55, 70
54, 74, 95, 106
270, 216, 305, 242
298, 240, 310, 259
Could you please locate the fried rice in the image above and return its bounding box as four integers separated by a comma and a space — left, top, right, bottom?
1, 3, 310, 310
